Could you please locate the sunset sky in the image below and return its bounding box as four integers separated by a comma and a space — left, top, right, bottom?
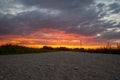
0, 0, 120, 48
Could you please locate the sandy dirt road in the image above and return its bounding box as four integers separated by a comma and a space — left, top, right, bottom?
0, 51, 120, 80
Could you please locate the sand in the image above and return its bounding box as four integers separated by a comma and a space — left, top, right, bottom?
0, 51, 120, 80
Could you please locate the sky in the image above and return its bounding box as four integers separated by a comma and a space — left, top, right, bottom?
0, 0, 120, 48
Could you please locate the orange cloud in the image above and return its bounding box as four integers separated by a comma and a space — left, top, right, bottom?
0, 28, 107, 48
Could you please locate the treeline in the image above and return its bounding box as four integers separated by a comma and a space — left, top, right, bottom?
0, 44, 120, 55
0, 44, 85, 55
0, 44, 52, 55
42, 46, 120, 54
42, 46, 84, 51
84, 48, 120, 54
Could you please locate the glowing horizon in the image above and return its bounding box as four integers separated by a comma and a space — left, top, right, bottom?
0, 28, 118, 49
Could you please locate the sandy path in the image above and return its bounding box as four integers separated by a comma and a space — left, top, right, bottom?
0, 51, 120, 80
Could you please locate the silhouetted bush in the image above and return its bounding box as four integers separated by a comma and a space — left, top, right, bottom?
43, 46, 54, 50
56, 47, 70, 51
74, 48, 84, 51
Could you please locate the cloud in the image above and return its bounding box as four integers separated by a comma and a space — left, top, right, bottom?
0, 0, 120, 45
20, 0, 94, 9
109, 2, 120, 12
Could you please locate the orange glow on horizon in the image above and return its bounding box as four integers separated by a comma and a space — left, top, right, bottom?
0, 28, 115, 49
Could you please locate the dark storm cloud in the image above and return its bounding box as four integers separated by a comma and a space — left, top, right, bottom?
104, 32, 120, 39
109, 2, 120, 13
0, 13, 15, 35
0, 0, 120, 41
20, 0, 93, 9
0, 0, 94, 34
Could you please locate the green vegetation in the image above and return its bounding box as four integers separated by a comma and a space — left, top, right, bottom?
0, 44, 120, 55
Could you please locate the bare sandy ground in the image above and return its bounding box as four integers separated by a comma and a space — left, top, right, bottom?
0, 51, 120, 80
